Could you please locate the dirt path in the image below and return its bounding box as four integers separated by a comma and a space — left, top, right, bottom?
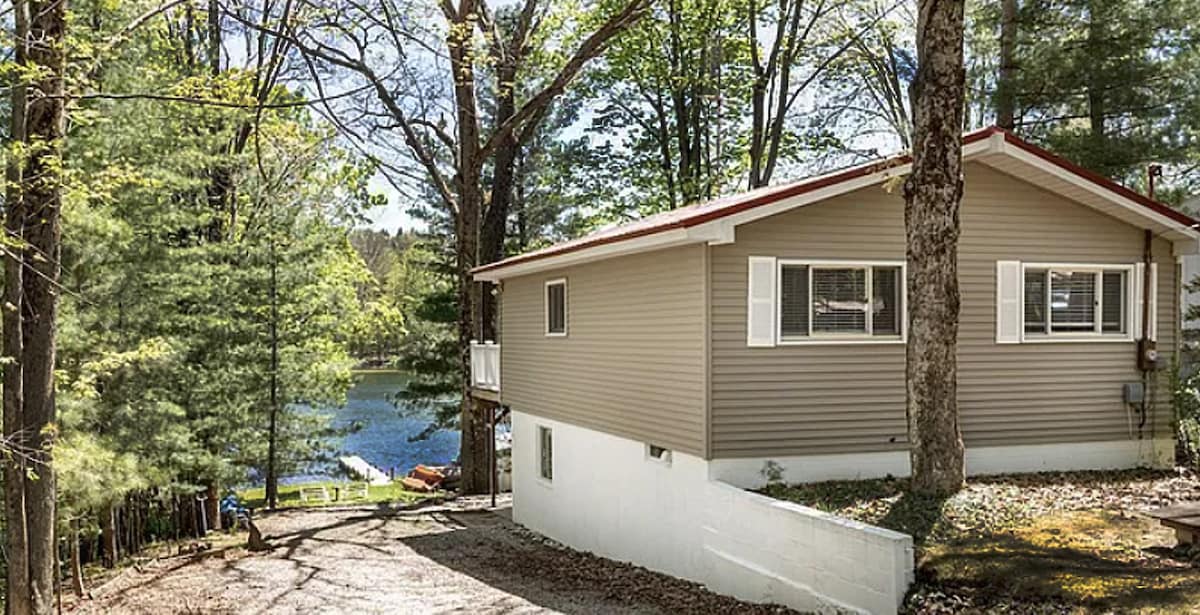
71, 504, 792, 615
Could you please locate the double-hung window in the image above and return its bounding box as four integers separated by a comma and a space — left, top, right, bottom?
778, 261, 905, 342
1022, 265, 1130, 338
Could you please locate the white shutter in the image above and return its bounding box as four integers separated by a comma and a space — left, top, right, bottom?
1133, 263, 1158, 340
747, 256, 777, 347
1149, 263, 1159, 341
1133, 263, 1145, 339
995, 260, 1022, 344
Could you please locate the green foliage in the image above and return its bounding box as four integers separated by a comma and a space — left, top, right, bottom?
968, 0, 1200, 193
236, 480, 439, 510
37, 0, 382, 531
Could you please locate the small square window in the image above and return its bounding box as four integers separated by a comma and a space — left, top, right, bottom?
538, 426, 553, 481
646, 444, 672, 465
546, 279, 567, 336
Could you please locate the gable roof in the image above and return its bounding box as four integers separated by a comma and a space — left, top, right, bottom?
474, 127, 1200, 282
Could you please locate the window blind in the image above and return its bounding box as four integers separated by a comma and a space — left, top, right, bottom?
1049, 271, 1095, 331
1102, 270, 1126, 334
872, 266, 901, 336
780, 265, 809, 338
1024, 268, 1047, 333
812, 268, 867, 333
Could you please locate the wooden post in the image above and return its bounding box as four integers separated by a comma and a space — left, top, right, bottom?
489, 404, 496, 508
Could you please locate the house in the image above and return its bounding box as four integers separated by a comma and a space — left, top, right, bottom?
468, 127, 1200, 614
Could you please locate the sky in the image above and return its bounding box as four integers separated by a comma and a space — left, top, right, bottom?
363, 173, 422, 233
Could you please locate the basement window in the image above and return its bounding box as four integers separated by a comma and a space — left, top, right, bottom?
646, 444, 672, 465
538, 426, 553, 482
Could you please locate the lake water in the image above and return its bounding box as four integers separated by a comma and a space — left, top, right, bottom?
281, 370, 461, 484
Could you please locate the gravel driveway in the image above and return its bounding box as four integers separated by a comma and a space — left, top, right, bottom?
72, 502, 793, 614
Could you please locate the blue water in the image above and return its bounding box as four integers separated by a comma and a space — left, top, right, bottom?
281, 370, 460, 484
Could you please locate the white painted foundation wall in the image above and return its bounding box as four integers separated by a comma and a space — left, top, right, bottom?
511, 412, 915, 614
709, 437, 1176, 489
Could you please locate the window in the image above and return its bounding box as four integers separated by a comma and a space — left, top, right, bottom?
646, 444, 672, 465
778, 262, 905, 341
545, 279, 567, 336
538, 426, 553, 481
1022, 266, 1130, 337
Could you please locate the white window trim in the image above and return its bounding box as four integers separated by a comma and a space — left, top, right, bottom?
1019, 262, 1136, 343
776, 259, 908, 345
544, 278, 567, 337
536, 425, 554, 486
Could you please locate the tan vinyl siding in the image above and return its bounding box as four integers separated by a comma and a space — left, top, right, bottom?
709, 163, 1177, 458
500, 245, 707, 456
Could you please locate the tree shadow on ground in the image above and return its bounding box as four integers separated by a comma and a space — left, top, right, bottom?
759, 475, 907, 513
397, 511, 791, 615
878, 490, 951, 544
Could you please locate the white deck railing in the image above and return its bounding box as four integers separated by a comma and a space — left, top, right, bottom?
470, 341, 500, 392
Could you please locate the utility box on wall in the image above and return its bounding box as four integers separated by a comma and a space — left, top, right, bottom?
1123, 382, 1145, 405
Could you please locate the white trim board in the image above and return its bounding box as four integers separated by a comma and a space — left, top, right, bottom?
708, 439, 1175, 489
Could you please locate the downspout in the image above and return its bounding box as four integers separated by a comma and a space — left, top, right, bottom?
1138, 165, 1164, 435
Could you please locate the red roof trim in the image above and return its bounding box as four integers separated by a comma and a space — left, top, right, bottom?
474, 127, 1196, 276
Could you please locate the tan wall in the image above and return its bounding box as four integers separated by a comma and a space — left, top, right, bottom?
499, 245, 708, 456
709, 163, 1177, 458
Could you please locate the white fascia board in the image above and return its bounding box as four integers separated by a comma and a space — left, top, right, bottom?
473, 228, 695, 282
1174, 238, 1200, 258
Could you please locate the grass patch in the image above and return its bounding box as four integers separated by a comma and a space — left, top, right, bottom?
237, 481, 440, 510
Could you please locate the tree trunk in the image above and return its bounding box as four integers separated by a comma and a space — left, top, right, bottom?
3, 2, 31, 612
446, 0, 490, 495
1085, 0, 1105, 143
903, 0, 966, 497
70, 521, 84, 598
456, 181, 490, 494
23, 0, 66, 609
205, 483, 221, 532
101, 505, 118, 568
265, 210, 281, 509
996, 0, 1018, 130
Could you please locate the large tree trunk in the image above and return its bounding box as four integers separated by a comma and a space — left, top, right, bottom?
996, 0, 1018, 130
903, 0, 966, 497
456, 183, 490, 494
3, 2, 31, 612
446, 0, 490, 495
22, 0, 67, 610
